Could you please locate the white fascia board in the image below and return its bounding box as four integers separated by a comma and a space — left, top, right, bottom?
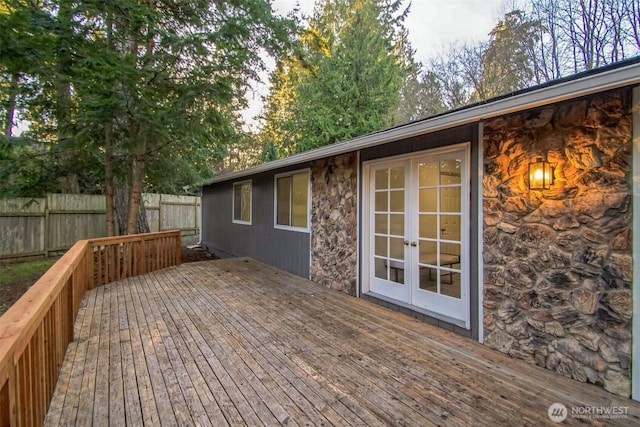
206, 61, 640, 185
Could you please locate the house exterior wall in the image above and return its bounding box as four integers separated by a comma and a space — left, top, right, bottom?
482, 88, 633, 397
310, 153, 358, 295
201, 169, 311, 277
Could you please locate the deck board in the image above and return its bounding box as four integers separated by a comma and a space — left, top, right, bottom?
45, 258, 640, 426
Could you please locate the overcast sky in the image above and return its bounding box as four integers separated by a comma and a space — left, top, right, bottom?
271, 0, 507, 64
244, 0, 507, 128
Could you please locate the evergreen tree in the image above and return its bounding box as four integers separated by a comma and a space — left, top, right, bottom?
479, 10, 540, 99
260, 0, 409, 155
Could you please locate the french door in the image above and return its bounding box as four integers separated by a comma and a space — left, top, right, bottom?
366, 145, 470, 327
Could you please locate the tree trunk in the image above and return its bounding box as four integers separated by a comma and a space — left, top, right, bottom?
137, 196, 150, 234
5, 73, 19, 137
125, 9, 155, 234
126, 155, 145, 234
115, 183, 128, 236
104, 10, 116, 236
115, 178, 149, 235
55, 0, 79, 193
105, 117, 116, 236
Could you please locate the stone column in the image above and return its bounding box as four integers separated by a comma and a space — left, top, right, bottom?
310, 153, 358, 295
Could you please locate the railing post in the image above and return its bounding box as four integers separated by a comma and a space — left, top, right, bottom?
175, 232, 182, 265
140, 238, 146, 275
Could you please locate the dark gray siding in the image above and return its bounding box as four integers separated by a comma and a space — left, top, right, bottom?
202, 169, 311, 278
360, 125, 473, 162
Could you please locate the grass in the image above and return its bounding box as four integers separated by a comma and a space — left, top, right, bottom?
0, 258, 58, 284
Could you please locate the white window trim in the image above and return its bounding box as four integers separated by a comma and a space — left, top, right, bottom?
274, 168, 311, 233
232, 180, 252, 225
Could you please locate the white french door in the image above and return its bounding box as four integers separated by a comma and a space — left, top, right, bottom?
369, 161, 410, 302
365, 145, 470, 327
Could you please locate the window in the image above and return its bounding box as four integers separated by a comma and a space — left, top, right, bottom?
233, 180, 252, 224
275, 170, 309, 231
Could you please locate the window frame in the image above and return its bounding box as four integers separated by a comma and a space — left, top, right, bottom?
232, 179, 252, 225
273, 169, 311, 233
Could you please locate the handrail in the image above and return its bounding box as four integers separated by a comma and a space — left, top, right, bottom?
0, 230, 181, 426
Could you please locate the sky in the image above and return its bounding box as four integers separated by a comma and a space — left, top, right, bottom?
272, 0, 507, 65
243, 0, 507, 127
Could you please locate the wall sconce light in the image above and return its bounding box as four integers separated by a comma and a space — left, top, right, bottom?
528, 157, 555, 190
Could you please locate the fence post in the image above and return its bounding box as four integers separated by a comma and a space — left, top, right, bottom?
194, 197, 198, 236
158, 194, 163, 232
44, 196, 50, 259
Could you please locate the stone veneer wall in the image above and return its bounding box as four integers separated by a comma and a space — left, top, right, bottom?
482, 88, 633, 396
310, 153, 358, 295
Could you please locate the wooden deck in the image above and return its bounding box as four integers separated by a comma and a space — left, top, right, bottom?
45, 258, 640, 426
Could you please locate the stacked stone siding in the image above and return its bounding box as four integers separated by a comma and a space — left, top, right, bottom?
310, 153, 358, 295
482, 88, 633, 396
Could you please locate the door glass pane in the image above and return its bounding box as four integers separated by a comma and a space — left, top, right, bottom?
419, 267, 437, 292
440, 242, 461, 260
440, 187, 461, 212
419, 162, 438, 186
440, 216, 461, 241
375, 236, 387, 257
389, 167, 404, 188
374, 257, 387, 279
419, 214, 437, 239
276, 177, 291, 225
419, 241, 438, 265
375, 169, 388, 189
390, 261, 404, 284
440, 159, 461, 184
375, 192, 388, 211
390, 190, 404, 212
375, 214, 388, 234
390, 238, 404, 260
419, 189, 437, 212
389, 214, 404, 235
291, 173, 308, 228
441, 272, 462, 299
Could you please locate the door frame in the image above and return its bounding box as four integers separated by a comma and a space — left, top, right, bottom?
361, 142, 471, 329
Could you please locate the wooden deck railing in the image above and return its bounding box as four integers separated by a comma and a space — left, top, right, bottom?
0, 230, 181, 426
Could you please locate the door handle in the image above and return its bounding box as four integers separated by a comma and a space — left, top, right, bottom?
410, 242, 417, 247
403, 240, 409, 246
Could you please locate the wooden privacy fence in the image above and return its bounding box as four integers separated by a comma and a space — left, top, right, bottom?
0, 230, 181, 427
0, 193, 200, 262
